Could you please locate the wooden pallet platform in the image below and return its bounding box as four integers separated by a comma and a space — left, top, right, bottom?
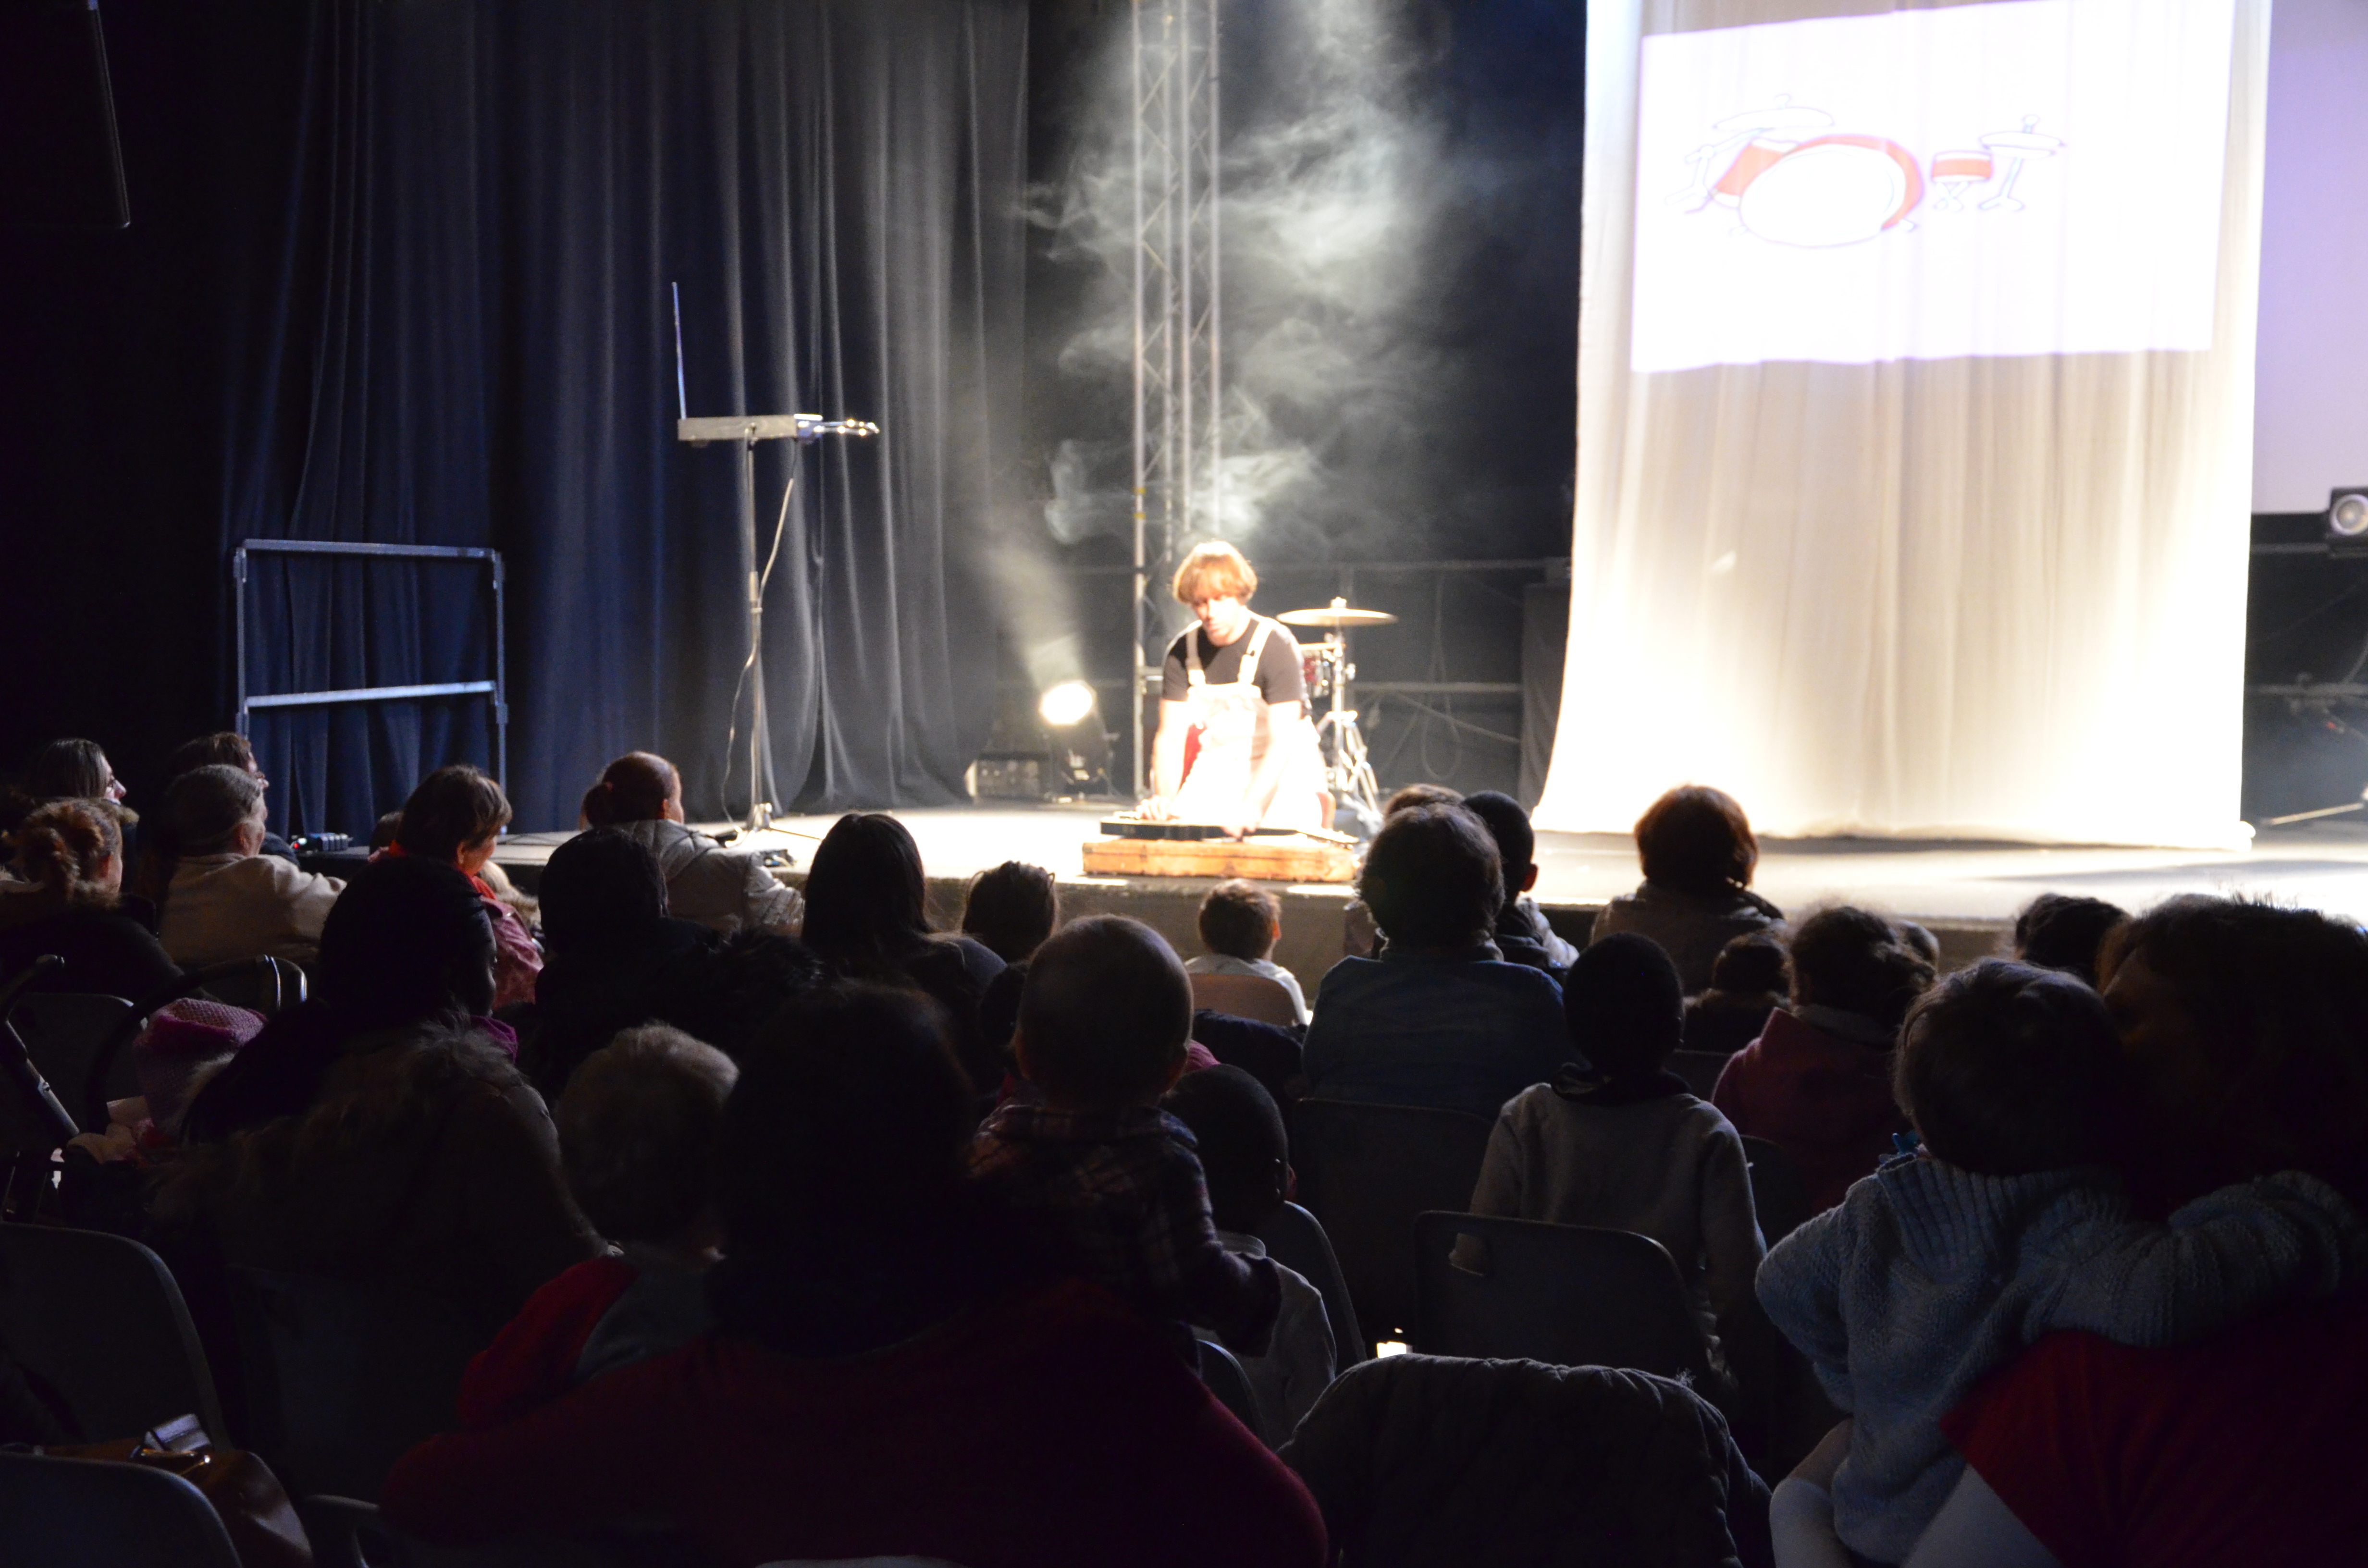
1080, 833, 1359, 884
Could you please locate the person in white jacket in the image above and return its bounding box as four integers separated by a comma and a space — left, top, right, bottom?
158, 765, 344, 968
579, 752, 801, 938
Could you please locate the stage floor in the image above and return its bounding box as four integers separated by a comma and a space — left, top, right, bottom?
503, 802, 2368, 927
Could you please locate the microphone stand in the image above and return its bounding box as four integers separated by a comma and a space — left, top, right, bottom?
673, 283, 879, 832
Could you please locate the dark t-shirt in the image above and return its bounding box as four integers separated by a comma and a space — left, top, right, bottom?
1161, 621, 1307, 706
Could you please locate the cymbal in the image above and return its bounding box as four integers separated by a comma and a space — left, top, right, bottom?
1278, 605, 1398, 628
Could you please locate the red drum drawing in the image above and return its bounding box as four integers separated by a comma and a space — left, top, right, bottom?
1931, 150, 1993, 182
1712, 137, 1795, 206
1718, 133, 1925, 247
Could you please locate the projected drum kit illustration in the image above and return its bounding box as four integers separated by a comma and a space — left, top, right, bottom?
1278, 597, 1395, 830
1675, 98, 2063, 248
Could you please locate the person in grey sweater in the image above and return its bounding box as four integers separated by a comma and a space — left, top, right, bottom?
1757, 959, 2368, 1565
1471, 932, 1764, 1372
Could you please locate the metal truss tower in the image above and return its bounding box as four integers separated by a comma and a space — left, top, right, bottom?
1130, 0, 1222, 799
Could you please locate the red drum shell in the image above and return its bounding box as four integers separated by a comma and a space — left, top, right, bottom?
1713, 137, 1794, 204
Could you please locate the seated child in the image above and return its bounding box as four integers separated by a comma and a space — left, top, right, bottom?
1680, 931, 1789, 1058
1470, 932, 1763, 1370
1757, 958, 2368, 1564
1162, 1065, 1336, 1444
458, 1024, 738, 1427
969, 915, 1281, 1357
1186, 880, 1309, 1025
1460, 790, 1579, 976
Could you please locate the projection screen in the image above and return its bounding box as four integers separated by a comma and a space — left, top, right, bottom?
1537, 0, 2269, 848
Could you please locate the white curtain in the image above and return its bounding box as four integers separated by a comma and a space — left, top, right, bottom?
1537, 0, 2269, 849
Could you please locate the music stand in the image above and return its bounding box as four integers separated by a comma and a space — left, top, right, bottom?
672, 284, 878, 832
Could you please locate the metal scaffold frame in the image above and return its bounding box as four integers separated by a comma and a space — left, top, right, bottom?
1131, 0, 1222, 798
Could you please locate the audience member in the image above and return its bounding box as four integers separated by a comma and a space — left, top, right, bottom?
1713, 906, 1931, 1212
962, 859, 1061, 964
1383, 783, 1462, 814
386, 764, 541, 1009
370, 810, 404, 852
1683, 931, 1789, 1058
160, 731, 295, 861
156, 765, 344, 968
1303, 804, 1570, 1121
1188, 879, 1310, 1026
1459, 791, 1579, 976
578, 751, 802, 937
1164, 1065, 1336, 1444
0, 798, 180, 999
802, 811, 1005, 1090
1341, 784, 1466, 958
161, 856, 600, 1335
971, 915, 1281, 1357
530, 828, 711, 1084
1761, 955, 2367, 1564
460, 1025, 736, 1427
382, 984, 1326, 1568
1913, 897, 2368, 1568
528, 828, 825, 1096
1471, 933, 1762, 1374
23, 737, 128, 807
1591, 785, 1783, 993
2009, 892, 2126, 989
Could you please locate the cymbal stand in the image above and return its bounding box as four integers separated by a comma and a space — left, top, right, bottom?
1315, 624, 1382, 827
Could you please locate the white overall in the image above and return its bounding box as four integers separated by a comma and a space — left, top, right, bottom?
1172, 614, 1327, 831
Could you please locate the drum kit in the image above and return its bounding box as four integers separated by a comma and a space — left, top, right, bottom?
1678, 98, 2063, 246
1278, 596, 1395, 831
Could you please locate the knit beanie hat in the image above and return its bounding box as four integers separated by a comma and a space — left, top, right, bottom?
135, 998, 266, 1135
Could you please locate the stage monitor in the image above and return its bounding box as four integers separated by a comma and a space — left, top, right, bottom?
0, 0, 131, 231
1628, 0, 2232, 374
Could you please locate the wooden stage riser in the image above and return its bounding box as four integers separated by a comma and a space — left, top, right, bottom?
505, 862, 2008, 987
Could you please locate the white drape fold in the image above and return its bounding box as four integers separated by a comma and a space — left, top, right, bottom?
1539, 0, 2269, 849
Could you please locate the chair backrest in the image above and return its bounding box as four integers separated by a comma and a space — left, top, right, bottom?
9, 992, 140, 1115
1741, 1135, 1813, 1246
1291, 1099, 1495, 1350
228, 1266, 487, 1502
1251, 1200, 1366, 1366
1195, 1337, 1262, 1434
1413, 1212, 1712, 1381
0, 1222, 228, 1443
1189, 971, 1299, 1028
0, 1448, 244, 1568
1667, 1049, 1730, 1101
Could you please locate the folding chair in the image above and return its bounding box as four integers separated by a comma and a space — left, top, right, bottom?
1291, 1100, 1494, 1351
1188, 971, 1299, 1029
1667, 1049, 1731, 1101
0, 1448, 243, 1568
1196, 1337, 1263, 1435
229, 1266, 485, 1502
1251, 1200, 1366, 1366
0, 1222, 228, 1443
1413, 1212, 1713, 1383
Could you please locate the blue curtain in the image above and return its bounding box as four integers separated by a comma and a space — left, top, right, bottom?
222, 0, 1027, 833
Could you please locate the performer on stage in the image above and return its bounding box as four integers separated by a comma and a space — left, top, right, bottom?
1146, 542, 1329, 837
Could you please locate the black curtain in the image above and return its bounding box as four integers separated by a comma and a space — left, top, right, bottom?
219, 0, 1026, 834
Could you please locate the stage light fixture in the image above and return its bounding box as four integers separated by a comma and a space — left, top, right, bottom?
1038, 680, 1098, 729
2329, 488, 2368, 554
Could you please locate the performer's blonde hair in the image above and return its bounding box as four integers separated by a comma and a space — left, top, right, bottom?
1172, 541, 1258, 606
